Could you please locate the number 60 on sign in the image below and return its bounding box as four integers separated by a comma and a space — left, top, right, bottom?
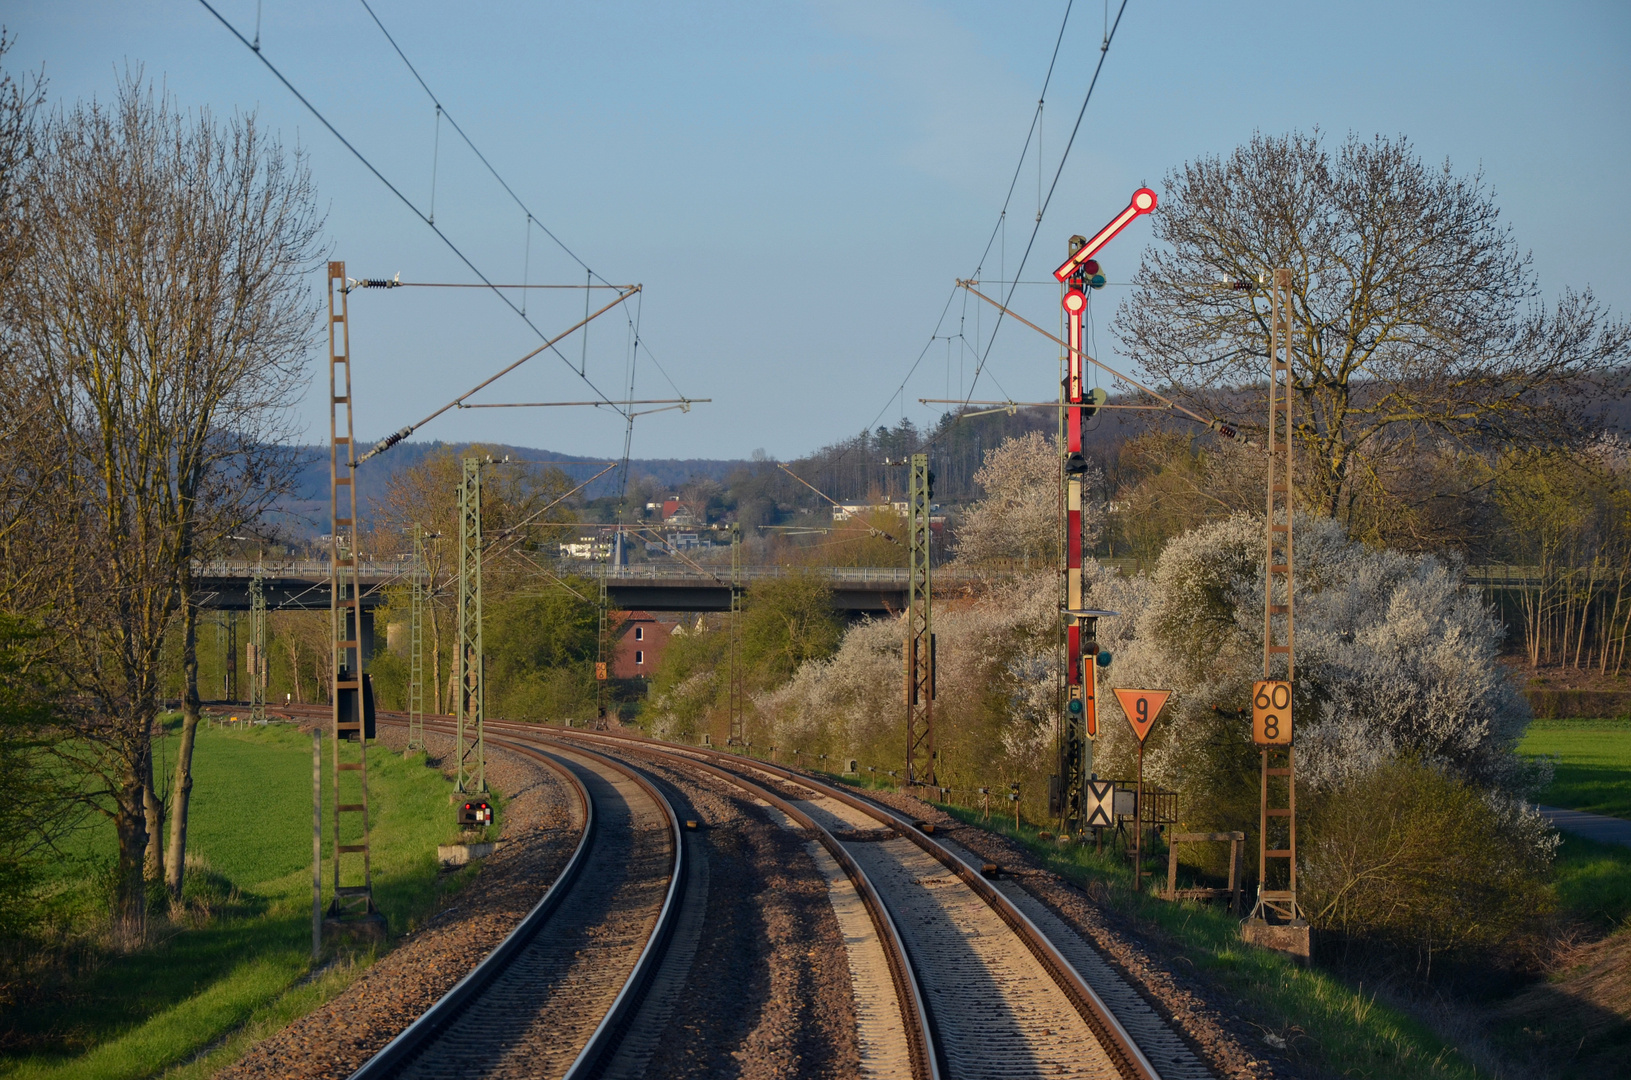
1252, 680, 1292, 745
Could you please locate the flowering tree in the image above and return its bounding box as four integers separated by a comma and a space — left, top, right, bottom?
1089, 514, 1539, 804
954, 431, 1099, 571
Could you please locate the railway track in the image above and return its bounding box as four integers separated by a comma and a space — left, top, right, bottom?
351, 728, 684, 1080
532, 724, 1207, 1080
275, 707, 1205, 1079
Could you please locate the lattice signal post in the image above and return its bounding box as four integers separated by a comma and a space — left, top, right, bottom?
325, 262, 376, 926
1250, 268, 1304, 926
457, 457, 486, 798
904, 453, 935, 786
1052, 191, 1156, 833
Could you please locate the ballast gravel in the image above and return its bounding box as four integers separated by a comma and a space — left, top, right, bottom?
851, 785, 1304, 1080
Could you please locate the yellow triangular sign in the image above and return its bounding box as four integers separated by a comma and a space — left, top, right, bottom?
1113, 688, 1171, 744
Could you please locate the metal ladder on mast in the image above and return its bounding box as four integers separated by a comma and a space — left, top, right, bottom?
327, 261, 375, 922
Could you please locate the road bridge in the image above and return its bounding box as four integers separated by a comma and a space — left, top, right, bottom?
191, 560, 989, 617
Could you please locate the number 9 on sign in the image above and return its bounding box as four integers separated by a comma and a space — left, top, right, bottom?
1252, 680, 1292, 745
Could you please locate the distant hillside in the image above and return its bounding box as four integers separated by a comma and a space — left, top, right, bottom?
271, 441, 750, 539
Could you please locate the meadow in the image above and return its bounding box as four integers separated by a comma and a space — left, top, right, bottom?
1, 720, 476, 1080
1521, 718, 1631, 819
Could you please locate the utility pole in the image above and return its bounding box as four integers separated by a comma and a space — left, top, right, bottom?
407, 524, 427, 754
729, 523, 745, 747
456, 457, 486, 797
248, 568, 267, 723
325, 261, 376, 928
904, 453, 934, 786
595, 537, 609, 729
1247, 267, 1306, 938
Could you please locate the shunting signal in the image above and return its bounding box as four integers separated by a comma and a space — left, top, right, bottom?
459, 800, 493, 828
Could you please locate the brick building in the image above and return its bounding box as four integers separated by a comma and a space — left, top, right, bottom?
610, 611, 680, 679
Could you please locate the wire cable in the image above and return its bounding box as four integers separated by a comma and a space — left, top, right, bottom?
867, 0, 1077, 437
356, 0, 606, 286
195, 0, 631, 417
962, 0, 1130, 407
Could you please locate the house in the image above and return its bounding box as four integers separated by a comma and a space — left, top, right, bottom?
610, 611, 680, 678
832, 500, 909, 522
559, 535, 612, 559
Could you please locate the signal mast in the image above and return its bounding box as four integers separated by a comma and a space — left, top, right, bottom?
1052, 189, 1156, 834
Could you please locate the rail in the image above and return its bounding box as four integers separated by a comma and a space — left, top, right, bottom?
349, 719, 687, 1080
550, 724, 1165, 1080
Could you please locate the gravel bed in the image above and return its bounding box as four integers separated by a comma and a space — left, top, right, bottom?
838, 784, 1301, 1080
217, 725, 581, 1080
572, 740, 863, 1080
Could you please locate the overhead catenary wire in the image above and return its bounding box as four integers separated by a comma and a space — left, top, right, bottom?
195, 0, 650, 429
356, 0, 701, 453
866, 0, 1079, 439
960, 0, 1131, 410
355, 286, 640, 464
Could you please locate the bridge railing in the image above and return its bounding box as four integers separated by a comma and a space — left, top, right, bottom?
194, 558, 996, 587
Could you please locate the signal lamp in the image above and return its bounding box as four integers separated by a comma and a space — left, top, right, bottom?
1096, 651, 1112, 667
1064, 451, 1089, 476
1068, 699, 1084, 715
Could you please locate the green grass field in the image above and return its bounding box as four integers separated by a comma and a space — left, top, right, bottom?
1520, 718, 1631, 819
2, 720, 479, 1080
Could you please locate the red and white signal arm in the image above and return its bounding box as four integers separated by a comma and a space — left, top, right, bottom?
1252, 680, 1292, 745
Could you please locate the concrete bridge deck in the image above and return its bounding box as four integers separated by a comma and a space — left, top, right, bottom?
191, 560, 988, 615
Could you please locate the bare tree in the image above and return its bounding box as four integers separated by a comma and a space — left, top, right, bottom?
6, 75, 320, 936
1115, 131, 1630, 539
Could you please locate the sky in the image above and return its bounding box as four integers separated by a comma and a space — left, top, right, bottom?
8, 0, 1630, 462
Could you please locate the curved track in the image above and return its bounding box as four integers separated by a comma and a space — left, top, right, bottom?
278, 705, 1201, 1079
351, 729, 685, 1080
534, 725, 1193, 1080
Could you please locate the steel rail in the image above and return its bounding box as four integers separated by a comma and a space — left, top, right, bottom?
552, 730, 944, 1080
346, 719, 687, 1080
348, 731, 595, 1080
544, 724, 1164, 1080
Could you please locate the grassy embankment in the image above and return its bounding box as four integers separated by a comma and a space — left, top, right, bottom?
1, 720, 485, 1080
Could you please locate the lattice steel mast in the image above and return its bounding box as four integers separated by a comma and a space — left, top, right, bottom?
456, 457, 486, 796
904, 453, 935, 786
248, 567, 267, 723
728, 523, 745, 748
407, 524, 427, 753
1250, 267, 1303, 925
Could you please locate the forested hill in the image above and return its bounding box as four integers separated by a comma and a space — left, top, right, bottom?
272, 441, 752, 538
266, 402, 1158, 538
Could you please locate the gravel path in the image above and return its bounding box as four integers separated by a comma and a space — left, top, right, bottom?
218, 725, 580, 1080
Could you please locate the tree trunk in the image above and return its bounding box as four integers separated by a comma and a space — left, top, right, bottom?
143, 729, 165, 886
165, 582, 202, 898
115, 757, 149, 946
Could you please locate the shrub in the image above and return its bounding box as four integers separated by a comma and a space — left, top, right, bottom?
1301, 757, 1556, 974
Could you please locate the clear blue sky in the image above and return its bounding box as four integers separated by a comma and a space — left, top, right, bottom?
10, 1, 1630, 462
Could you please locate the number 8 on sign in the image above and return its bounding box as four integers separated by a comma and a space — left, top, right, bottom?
1252, 680, 1292, 745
